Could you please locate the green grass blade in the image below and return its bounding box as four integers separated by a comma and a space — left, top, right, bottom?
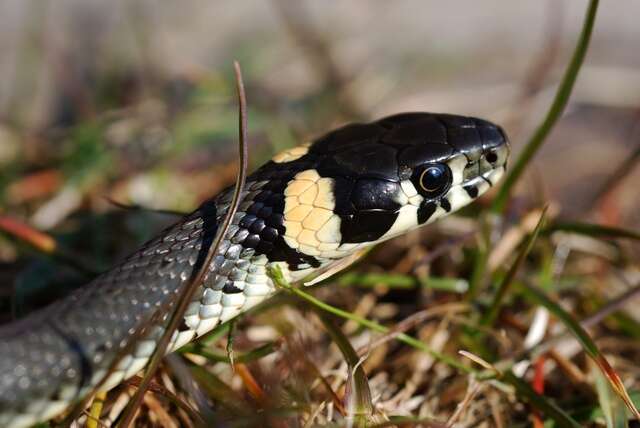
465, 214, 492, 300
338, 272, 416, 288
492, 0, 599, 213
502, 370, 583, 428
592, 360, 629, 428
268, 264, 470, 373
545, 222, 640, 241
338, 271, 468, 293
480, 207, 548, 326
520, 283, 640, 420
316, 311, 373, 424
268, 265, 591, 427
418, 275, 469, 293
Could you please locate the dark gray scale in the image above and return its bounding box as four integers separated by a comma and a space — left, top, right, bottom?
234, 156, 325, 270
331, 176, 356, 217
0, 203, 221, 415
475, 119, 508, 153
432, 114, 507, 161
397, 144, 454, 174
376, 112, 446, 130
381, 114, 448, 146
436, 115, 481, 163
222, 280, 243, 294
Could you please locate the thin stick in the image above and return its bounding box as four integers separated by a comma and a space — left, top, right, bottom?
118, 61, 249, 427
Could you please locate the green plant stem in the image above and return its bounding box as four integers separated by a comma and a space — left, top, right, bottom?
466, 214, 492, 301
492, 0, 599, 213
268, 265, 588, 427
480, 207, 547, 326
503, 371, 583, 428
544, 222, 640, 241
268, 265, 470, 373
315, 311, 372, 424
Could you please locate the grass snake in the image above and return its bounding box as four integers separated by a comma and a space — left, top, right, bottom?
0, 112, 510, 427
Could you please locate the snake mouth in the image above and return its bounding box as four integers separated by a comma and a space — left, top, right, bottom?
446, 135, 509, 189
403, 132, 510, 229
464, 164, 506, 195
432, 137, 509, 217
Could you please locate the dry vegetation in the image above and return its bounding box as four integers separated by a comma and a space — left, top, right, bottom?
0, 1, 639, 427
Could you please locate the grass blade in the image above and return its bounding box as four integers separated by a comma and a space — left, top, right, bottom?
480, 207, 548, 326
521, 283, 640, 420
502, 370, 582, 428
268, 264, 470, 373
545, 222, 640, 241
269, 264, 589, 428
85, 391, 106, 428
338, 272, 416, 288
338, 271, 468, 293
315, 311, 373, 425
492, 0, 599, 213
592, 360, 629, 428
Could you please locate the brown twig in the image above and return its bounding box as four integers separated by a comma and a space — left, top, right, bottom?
118, 61, 249, 427
122, 375, 203, 424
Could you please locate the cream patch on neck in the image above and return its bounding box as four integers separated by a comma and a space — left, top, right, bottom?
271, 143, 311, 163
282, 169, 346, 259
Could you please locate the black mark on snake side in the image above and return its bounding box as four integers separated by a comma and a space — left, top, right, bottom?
463, 185, 478, 198
418, 201, 437, 224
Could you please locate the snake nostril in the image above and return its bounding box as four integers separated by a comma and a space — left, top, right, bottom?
485, 151, 498, 164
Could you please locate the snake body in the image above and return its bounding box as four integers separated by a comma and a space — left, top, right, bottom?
0, 112, 509, 427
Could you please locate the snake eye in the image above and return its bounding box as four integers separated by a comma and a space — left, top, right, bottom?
415, 163, 451, 197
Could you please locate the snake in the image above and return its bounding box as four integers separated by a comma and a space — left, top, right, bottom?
0, 112, 509, 427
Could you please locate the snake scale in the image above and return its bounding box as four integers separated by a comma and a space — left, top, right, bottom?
0, 112, 509, 427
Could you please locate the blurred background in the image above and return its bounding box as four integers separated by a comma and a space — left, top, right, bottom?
0, 1, 639, 426
1, 1, 639, 223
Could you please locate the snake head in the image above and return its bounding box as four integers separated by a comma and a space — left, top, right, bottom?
256, 112, 509, 269
305, 113, 508, 244
391, 113, 511, 227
